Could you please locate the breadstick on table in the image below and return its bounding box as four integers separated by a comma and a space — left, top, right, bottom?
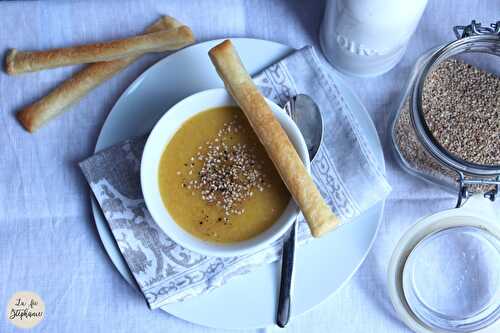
16, 16, 194, 133
6, 25, 193, 75
208, 40, 340, 237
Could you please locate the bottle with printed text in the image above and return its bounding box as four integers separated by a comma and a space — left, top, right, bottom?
320, 0, 428, 77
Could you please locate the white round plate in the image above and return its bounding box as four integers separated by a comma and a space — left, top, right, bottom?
91, 38, 385, 329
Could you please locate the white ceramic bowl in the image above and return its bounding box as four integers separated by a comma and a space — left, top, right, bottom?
141, 88, 310, 257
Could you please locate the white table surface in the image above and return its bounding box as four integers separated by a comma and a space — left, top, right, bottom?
1, 1, 498, 332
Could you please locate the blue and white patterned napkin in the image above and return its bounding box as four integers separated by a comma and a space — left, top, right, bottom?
79, 46, 391, 309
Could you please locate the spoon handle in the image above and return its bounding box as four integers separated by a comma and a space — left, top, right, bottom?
276, 220, 297, 327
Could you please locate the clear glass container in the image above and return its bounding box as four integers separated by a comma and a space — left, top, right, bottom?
390, 21, 500, 207
403, 226, 500, 332
388, 195, 500, 333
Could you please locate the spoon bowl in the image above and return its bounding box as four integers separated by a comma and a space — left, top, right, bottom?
284, 94, 324, 162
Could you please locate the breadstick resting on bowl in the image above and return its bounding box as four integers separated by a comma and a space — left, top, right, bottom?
208, 40, 340, 237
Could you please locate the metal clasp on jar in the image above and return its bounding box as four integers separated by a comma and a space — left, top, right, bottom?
454, 20, 500, 39
456, 174, 500, 208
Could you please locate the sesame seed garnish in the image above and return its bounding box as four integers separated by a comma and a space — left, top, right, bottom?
181, 119, 269, 219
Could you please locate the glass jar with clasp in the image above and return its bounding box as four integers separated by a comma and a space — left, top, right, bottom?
387, 21, 500, 333
390, 20, 500, 208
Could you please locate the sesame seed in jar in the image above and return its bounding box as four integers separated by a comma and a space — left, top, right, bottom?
393, 58, 500, 192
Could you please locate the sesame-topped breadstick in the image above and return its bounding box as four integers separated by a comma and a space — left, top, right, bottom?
209, 40, 340, 237
6, 26, 193, 75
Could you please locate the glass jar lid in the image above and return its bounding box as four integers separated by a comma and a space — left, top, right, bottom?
403, 226, 500, 332
388, 197, 500, 333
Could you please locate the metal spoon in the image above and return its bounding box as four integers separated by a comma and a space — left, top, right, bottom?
277, 94, 324, 328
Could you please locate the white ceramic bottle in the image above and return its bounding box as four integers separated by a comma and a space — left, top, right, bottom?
320, 0, 428, 77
